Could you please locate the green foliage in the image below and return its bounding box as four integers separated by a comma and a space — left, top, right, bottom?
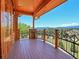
59, 41, 64, 49
18, 23, 31, 38
46, 28, 55, 36
37, 30, 43, 35
70, 44, 78, 53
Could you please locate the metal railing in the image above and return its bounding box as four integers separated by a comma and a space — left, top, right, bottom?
37, 29, 79, 59
59, 30, 79, 59
35, 29, 79, 59
46, 33, 55, 45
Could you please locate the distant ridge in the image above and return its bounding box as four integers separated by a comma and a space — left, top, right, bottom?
36, 26, 79, 29
62, 25, 79, 29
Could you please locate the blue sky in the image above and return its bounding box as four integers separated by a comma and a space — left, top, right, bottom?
18, 0, 79, 27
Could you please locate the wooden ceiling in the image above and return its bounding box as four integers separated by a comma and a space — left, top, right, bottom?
12, 0, 66, 18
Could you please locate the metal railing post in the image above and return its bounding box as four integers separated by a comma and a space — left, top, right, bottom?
73, 35, 76, 58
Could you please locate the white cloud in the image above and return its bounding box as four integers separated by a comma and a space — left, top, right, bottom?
60, 23, 79, 27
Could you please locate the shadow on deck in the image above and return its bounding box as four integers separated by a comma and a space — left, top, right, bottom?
8, 38, 74, 59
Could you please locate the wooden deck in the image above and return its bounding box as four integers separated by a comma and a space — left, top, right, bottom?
8, 38, 74, 59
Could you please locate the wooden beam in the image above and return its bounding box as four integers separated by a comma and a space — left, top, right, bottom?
14, 9, 33, 16
11, 0, 33, 16
13, 12, 19, 41
11, 0, 17, 9
8, 0, 14, 14
33, 0, 51, 15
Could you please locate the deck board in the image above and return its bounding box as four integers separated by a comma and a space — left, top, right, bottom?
8, 38, 74, 59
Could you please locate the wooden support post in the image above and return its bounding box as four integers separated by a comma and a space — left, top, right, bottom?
35, 29, 37, 39
17, 29, 20, 40
1, 0, 5, 59
29, 29, 30, 39
0, 0, 1, 58
55, 30, 59, 48
29, 29, 37, 39
43, 29, 46, 43
0, 3, 1, 59
13, 12, 19, 41
33, 17, 35, 29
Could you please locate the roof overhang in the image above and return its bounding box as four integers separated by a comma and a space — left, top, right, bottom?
11, 0, 66, 18
34, 0, 66, 17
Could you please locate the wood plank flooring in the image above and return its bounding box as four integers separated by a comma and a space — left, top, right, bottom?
8, 38, 74, 59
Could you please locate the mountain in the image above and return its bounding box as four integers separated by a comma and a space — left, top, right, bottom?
36, 26, 79, 30
63, 26, 79, 29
